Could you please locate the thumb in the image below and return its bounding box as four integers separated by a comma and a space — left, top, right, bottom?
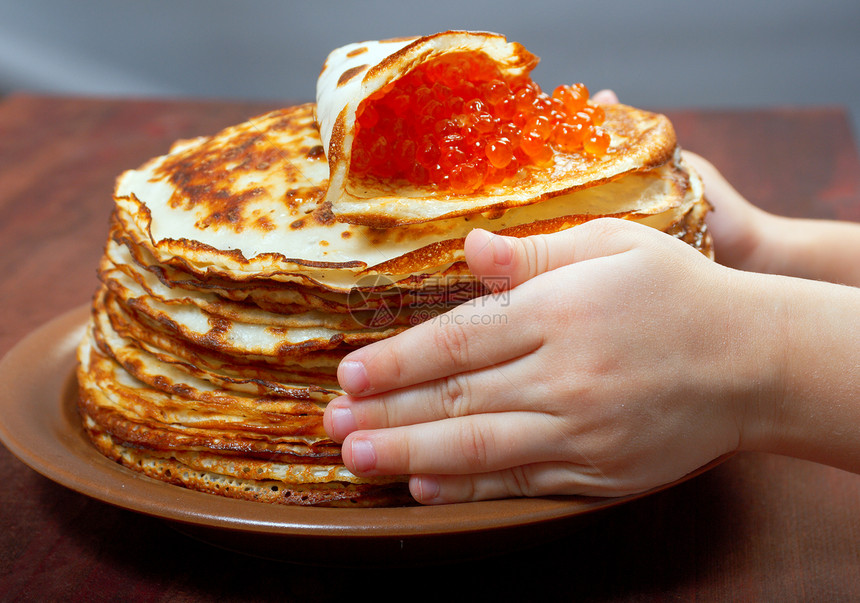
592, 89, 619, 105
464, 219, 644, 290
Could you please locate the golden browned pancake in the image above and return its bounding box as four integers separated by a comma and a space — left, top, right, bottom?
76, 30, 712, 508
113, 103, 703, 288
79, 310, 414, 506
316, 32, 677, 226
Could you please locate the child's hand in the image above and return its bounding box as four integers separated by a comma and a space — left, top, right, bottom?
324, 220, 785, 504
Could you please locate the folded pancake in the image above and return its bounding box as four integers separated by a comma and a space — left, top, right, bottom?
316, 31, 677, 226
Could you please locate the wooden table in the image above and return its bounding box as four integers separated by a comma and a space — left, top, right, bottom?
1, 94, 858, 600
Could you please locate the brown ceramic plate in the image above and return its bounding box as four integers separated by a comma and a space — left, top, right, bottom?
0, 305, 727, 566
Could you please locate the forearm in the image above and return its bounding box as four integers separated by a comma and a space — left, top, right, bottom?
752, 214, 860, 287
742, 274, 860, 473
687, 150, 860, 287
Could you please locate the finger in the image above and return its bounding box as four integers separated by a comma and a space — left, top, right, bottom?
339, 411, 569, 477
325, 352, 540, 442
682, 150, 752, 209
682, 151, 733, 194
682, 149, 768, 267
464, 220, 646, 290
337, 292, 540, 396
591, 89, 619, 105
408, 463, 643, 505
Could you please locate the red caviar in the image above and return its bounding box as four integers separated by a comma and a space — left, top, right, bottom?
351, 52, 610, 194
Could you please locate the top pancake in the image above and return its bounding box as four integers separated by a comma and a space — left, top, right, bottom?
115, 104, 695, 291
316, 31, 677, 226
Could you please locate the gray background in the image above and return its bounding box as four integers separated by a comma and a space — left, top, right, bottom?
2, 0, 858, 138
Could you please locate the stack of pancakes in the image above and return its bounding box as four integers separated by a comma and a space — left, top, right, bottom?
76, 32, 712, 507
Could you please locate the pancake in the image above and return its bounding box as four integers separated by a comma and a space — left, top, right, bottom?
316, 31, 676, 226
76, 29, 713, 507
82, 420, 412, 507
79, 321, 413, 506
93, 292, 340, 399
113, 103, 700, 289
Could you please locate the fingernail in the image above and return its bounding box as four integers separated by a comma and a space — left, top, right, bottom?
490, 233, 514, 267
329, 405, 357, 440
339, 360, 370, 395
349, 438, 377, 474
411, 475, 440, 503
